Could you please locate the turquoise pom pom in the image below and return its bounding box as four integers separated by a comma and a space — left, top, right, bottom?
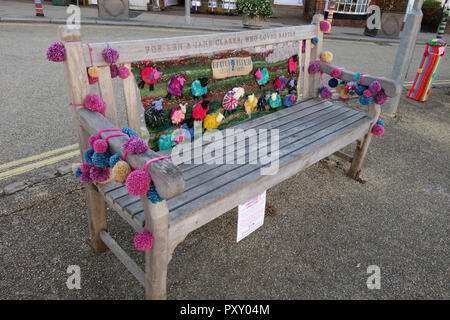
158, 134, 174, 151
84, 148, 95, 165
147, 184, 163, 203
74, 166, 82, 178
122, 127, 139, 138
359, 95, 373, 106
109, 153, 122, 168
312, 37, 319, 45
92, 151, 111, 168
376, 119, 385, 127
356, 85, 368, 96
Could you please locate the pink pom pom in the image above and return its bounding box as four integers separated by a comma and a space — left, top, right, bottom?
102, 47, 119, 64
369, 80, 382, 94
46, 42, 66, 62
123, 136, 149, 154
79, 172, 92, 184
126, 170, 151, 196
80, 162, 94, 173
118, 66, 130, 79
88, 135, 98, 148
320, 87, 333, 99
374, 90, 388, 105
254, 68, 262, 80
308, 61, 320, 74
84, 94, 106, 114
88, 74, 98, 85
320, 20, 331, 32
134, 232, 154, 251
90, 167, 110, 183
93, 139, 108, 154
330, 68, 342, 78
110, 64, 118, 78
290, 95, 296, 101
363, 89, 372, 98
372, 124, 385, 136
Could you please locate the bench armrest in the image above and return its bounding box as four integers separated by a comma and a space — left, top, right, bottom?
319, 61, 401, 98
77, 108, 185, 200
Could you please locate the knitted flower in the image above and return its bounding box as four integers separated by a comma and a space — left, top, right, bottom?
90, 166, 110, 183
118, 65, 130, 79
147, 184, 163, 204
320, 20, 331, 33
46, 42, 66, 62
122, 127, 139, 138
374, 90, 388, 105
134, 232, 154, 251
308, 61, 320, 74
84, 94, 106, 114
102, 47, 119, 64
372, 124, 385, 136
123, 136, 148, 154
126, 170, 151, 196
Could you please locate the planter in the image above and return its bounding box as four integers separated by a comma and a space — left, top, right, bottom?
242, 15, 265, 29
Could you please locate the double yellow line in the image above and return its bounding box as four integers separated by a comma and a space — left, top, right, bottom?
0, 144, 80, 181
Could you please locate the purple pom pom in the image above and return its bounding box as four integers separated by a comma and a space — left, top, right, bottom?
93, 139, 108, 154
134, 232, 154, 251
330, 68, 342, 78
102, 47, 119, 64
126, 170, 151, 196
84, 94, 106, 114
308, 61, 320, 74
372, 124, 385, 136
123, 136, 149, 154
369, 80, 382, 94
80, 162, 94, 173
88, 135, 98, 148
374, 90, 388, 105
90, 166, 110, 183
363, 89, 372, 98
320, 87, 333, 99
79, 172, 92, 184
118, 66, 130, 79
46, 42, 66, 62
339, 96, 350, 103
110, 64, 118, 78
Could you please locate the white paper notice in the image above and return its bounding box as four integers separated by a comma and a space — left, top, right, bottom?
237, 191, 266, 242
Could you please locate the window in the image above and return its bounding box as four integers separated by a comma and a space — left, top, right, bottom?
325, 0, 371, 15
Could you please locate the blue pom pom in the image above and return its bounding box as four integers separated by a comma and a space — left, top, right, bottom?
84, 148, 95, 165
74, 166, 82, 178
356, 85, 368, 96
359, 95, 373, 106
311, 37, 319, 45
147, 184, 163, 204
92, 151, 111, 168
109, 153, 122, 168
122, 127, 139, 138
376, 119, 385, 127
318, 86, 325, 94
328, 78, 339, 88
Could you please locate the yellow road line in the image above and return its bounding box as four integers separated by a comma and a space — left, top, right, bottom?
0, 144, 79, 171
0, 150, 80, 181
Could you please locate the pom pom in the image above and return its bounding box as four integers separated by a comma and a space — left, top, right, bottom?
84, 94, 106, 114
110, 64, 118, 78
320, 87, 333, 99
147, 184, 163, 204
90, 166, 110, 183
311, 37, 319, 45
88, 135, 98, 148
102, 47, 119, 64
126, 170, 151, 196
376, 119, 385, 127
356, 86, 367, 96
72, 162, 81, 173
308, 61, 320, 74
336, 84, 345, 94
83, 148, 95, 165
369, 80, 382, 94
80, 162, 94, 173
74, 166, 82, 178
330, 68, 342, 78
372, 124, 385, 136
320, 20, 331, 33
328, 78, 339, 88
122, 127, 139, 138
88, 74, 98, 85
79, 172, 92, 184
374, 90, 388, 105
134, 232, 154, 251
118, 65, 130, 79
363, 89, 372, 98
123, 136, 149, 154
359, 95, 373, 106
109, 153, 122, 168
254, 68, 262, 80
46, 42, 66, 62
111, 160, 131, 183
93, 139, 108, 154
339, 96, 350, 103
321, 51, 333, 63
88, 66, 100, 78
91, 151, 111, 168
318, 86, 325, 94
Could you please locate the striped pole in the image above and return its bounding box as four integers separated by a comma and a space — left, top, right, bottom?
407, 39, 447, 102
437, 9, 449, 39
34, 0, 44, 17
326, 0, 337, 33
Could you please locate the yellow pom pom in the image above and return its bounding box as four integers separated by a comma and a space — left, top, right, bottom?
311, 43, 315, 49
88, 66, 100, 78
320, 51, 333, 63
72, 163, 81, 173
111, 160, 131, 183
340, 91, 349, 99
336, 84, 345, 94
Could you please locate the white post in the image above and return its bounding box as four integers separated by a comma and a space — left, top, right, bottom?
185, 0, 191, 25
384, 0, 424, 115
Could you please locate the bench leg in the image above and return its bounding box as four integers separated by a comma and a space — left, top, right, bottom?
347, 103, 381, 180
86, 183, 108, 253
142, 199, 170, 300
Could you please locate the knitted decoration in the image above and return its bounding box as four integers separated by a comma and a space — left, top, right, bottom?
376, 119, 385, 127
374, 90, 388, 105
80, 162, 94, 173
255, 68, 269, 86
330, 68, 342, 78
126, 170, 151, 196
363, 89, 372, 98
102, 47, 119, 64
88, 74, 98, 85
88, 66, 100, 78
372, 124, 385, 136
79, 172, 92, 184
359, 95, 373, 106
203, 113, 225, 130
122, 127, 139, 138
92, 151, 111, 168
274, 76, 287, 92
356, 85, 368, 96
84, 94, 106, 114
191, 78, 208, 97
74, 166, 82, 178
110, 64, 119, 78
336, 84, 346, 94
118, 65, 130, 79
158, 134, 174, 151
308, 61, 320, 74
46, 42, 66, 62
167, 76, 186, 97
111, 160, 131, 183
311, 37, 319, 45
320, 87, 333, 99
123, 136, 149, 154
192, 100, 210, 120
88, 135, 98, 148
320, 20, 332, 33
93, 139, 108, 154
320, 51, 333, 63
328, 78, 339, 88
83, 148, 95, 165
369, 80, 382, 94
90, 166, 110, 183
147, 184, 163, 204
283, 94, 297, 107
109, 153, 122, 168
269, 93, 281, 108
134, 232, 154, 251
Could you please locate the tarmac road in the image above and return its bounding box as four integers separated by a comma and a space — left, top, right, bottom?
0, 22, 449, 188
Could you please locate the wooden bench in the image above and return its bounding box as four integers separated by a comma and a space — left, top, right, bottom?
58, 14, 400, 299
